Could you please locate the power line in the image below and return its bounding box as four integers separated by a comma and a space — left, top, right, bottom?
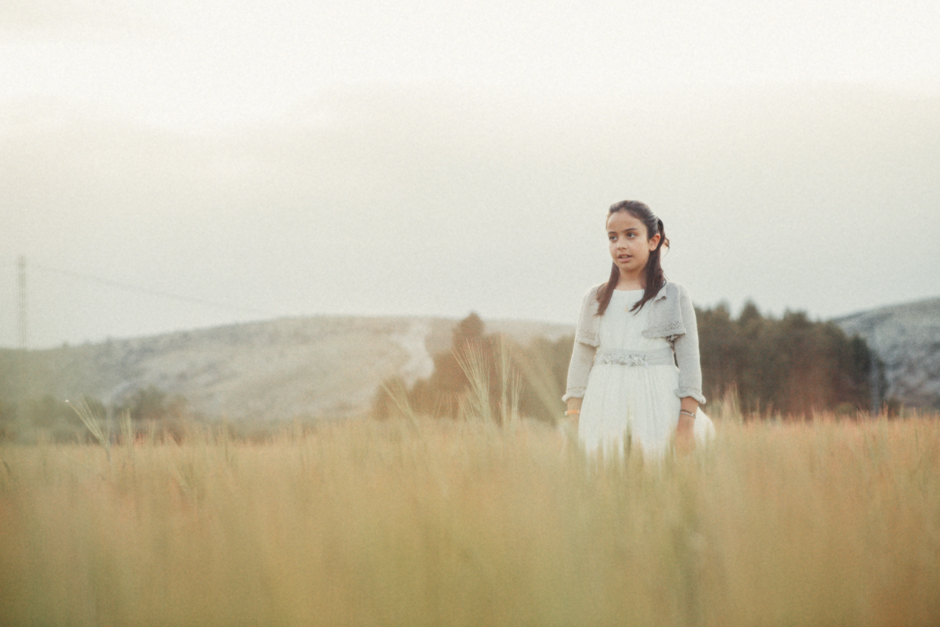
28, 261, 277, 319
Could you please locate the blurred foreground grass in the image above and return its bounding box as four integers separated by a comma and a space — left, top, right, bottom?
1, 415, 939, 626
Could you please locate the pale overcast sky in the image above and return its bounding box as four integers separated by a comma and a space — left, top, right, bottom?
2, 0, 939, 347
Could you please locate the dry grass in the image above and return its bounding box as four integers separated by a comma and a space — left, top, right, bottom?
1, 414, 939, 626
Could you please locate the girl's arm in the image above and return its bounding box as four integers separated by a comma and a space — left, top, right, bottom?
562, 286, 601, 425
563, 340, 596, 424
673, 285, 704, 450
672, 285, 706, 405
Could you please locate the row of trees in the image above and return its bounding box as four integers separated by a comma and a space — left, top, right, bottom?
697, 302, 881, 415
374, 303, 883, 421
372, 313, 572, 422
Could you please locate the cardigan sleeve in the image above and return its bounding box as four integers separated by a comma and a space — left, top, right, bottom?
574, 285, 602, 347
672, 285, 707, 404
563, 286, 600, 401
563, 339, 596, 402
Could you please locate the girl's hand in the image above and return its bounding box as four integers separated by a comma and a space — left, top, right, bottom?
557, 414, 579, 453
676, 398, 699, 454
675, 413, 695, 454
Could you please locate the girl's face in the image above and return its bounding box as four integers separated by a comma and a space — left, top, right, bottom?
607, 211, 661, 276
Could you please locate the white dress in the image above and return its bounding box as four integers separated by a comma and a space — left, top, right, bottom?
578, 289, 714, 458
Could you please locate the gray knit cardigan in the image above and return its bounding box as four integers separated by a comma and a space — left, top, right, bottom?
563, 281, 706, 404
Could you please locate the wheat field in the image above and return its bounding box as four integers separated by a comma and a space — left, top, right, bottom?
1, 413, 939, 626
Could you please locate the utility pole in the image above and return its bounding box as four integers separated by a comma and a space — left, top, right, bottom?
17, 255, 27, 351
16, 255, 29, 436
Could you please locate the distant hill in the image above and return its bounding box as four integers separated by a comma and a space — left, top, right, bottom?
0, 315, 573, 421
3, 297, 937, 424
834, 297, 940, 410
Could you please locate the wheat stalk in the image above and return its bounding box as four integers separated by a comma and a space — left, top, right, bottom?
67, 397, 112, 466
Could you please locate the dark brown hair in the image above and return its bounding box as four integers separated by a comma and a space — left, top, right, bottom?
596, 200, 669, 316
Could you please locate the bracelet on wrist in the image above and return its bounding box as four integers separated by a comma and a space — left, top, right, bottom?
679, 409, 696, 419
565, 409, 580, 416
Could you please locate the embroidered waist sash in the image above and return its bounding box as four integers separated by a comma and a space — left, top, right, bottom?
595, 346, 675, 367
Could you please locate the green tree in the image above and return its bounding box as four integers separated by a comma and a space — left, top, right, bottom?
119, 385, 187, 423
696, 302, 876, 417
374, 313, 540, 421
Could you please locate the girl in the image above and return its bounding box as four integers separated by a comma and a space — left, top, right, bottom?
563, 200, 714, 458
